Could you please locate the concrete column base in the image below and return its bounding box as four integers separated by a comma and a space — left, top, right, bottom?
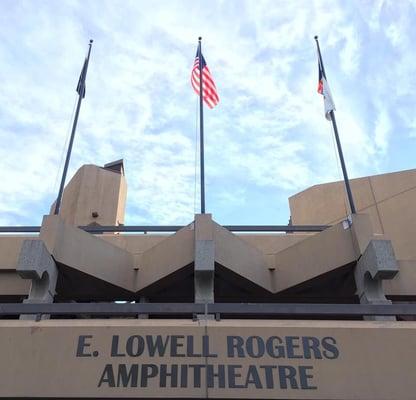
16, 240, 58, 320
355, 240, 398, 321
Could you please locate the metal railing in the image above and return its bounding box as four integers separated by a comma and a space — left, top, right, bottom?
0, 302, 414, 318
0, 224, 329, 234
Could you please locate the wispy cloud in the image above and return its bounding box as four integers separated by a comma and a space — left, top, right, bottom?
0, 0, 415, 226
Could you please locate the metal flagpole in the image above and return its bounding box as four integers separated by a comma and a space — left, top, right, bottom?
198, 37, 205, 214
54, 39, 93, 215
314, 36, 356, 214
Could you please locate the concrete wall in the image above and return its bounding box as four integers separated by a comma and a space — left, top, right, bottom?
50, 164, 127, 227
289, 169, 416, 260
1, 319, 416, 399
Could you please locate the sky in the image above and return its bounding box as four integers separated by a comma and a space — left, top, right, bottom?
0, 0, 416, 227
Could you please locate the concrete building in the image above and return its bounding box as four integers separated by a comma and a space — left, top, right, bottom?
0, 161, 416, 399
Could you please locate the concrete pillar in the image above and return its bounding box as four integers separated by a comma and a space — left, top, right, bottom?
194, 214, 215, 307
16, 240, 58, 320
138, 296, 149, 319
354, 239, 398, 320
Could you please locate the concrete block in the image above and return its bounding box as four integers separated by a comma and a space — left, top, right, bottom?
355, 239, 398, 321
360, 240, 398, 280
194, 214, 214, 304
16, 240, 58, 320
195, 240, 214, 272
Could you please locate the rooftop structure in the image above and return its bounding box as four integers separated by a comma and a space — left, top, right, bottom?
1, 162, 416, 399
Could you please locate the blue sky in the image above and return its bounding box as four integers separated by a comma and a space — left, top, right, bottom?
0, 0, 416, 226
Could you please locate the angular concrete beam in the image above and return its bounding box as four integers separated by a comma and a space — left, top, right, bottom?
214, 222, 272, 292
194, 214, 214, 304
17, 239, 58, 320
40, 215, 136, 292
273, 220, 357, 293
136, 223, 194, 292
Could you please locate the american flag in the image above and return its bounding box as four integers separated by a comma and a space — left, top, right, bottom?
191, 44, 219, 109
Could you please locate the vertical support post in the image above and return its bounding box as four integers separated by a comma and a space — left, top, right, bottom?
315, 35, 356, 214
354, 240, 398, 321
138, 296, 149, 319
329, 110, 357, 214
198, 37, 206, 214
194, 214, 214, 307
16, 240, 58, 320
54, 39, 93, 215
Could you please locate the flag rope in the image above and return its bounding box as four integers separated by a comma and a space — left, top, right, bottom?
52, 94, 78, 194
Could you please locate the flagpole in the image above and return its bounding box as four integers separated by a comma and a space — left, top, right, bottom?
314, 36, 356, 214
198, 37, 206, 214
54, 39, 93, 215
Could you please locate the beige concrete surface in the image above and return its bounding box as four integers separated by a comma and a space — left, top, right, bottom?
49, 164, 127, 227
238, 233, 311, 254
376, 189, 416, 260
214, 223, 272, 291
289, 169, 416, 261
0, 271, 30, 295
370, 168, 416, 203
0, 236, 37, 270
289, 176, 380, 226
40, 215, 136, 292
273, 221, 356, 292
100, 234, 167, 254
0, 213, 408, 298
3, 164, 416, 300
384, 260, 416, 296
136, 224, 194, 291
0, 319, 416, 399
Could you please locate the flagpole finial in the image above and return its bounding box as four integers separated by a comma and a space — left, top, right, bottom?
198, 36, 202, 41
89, 39, 93, 44
314, 35, 318, 40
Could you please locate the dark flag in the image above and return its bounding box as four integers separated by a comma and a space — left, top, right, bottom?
76, 57, 88, 98
54, 40, 93, 215
191, 44, 219, 109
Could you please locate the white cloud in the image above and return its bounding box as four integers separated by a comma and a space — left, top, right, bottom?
374, 106, 392, 154
0, 0, 414, 226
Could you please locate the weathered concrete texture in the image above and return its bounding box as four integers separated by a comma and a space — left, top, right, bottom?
17, 239, 58, 298
358, 240, 398, 281
17, 239, 58, 320
194, 214, 214, 304
355, 239, 398, 321
40, 215, 136, 292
